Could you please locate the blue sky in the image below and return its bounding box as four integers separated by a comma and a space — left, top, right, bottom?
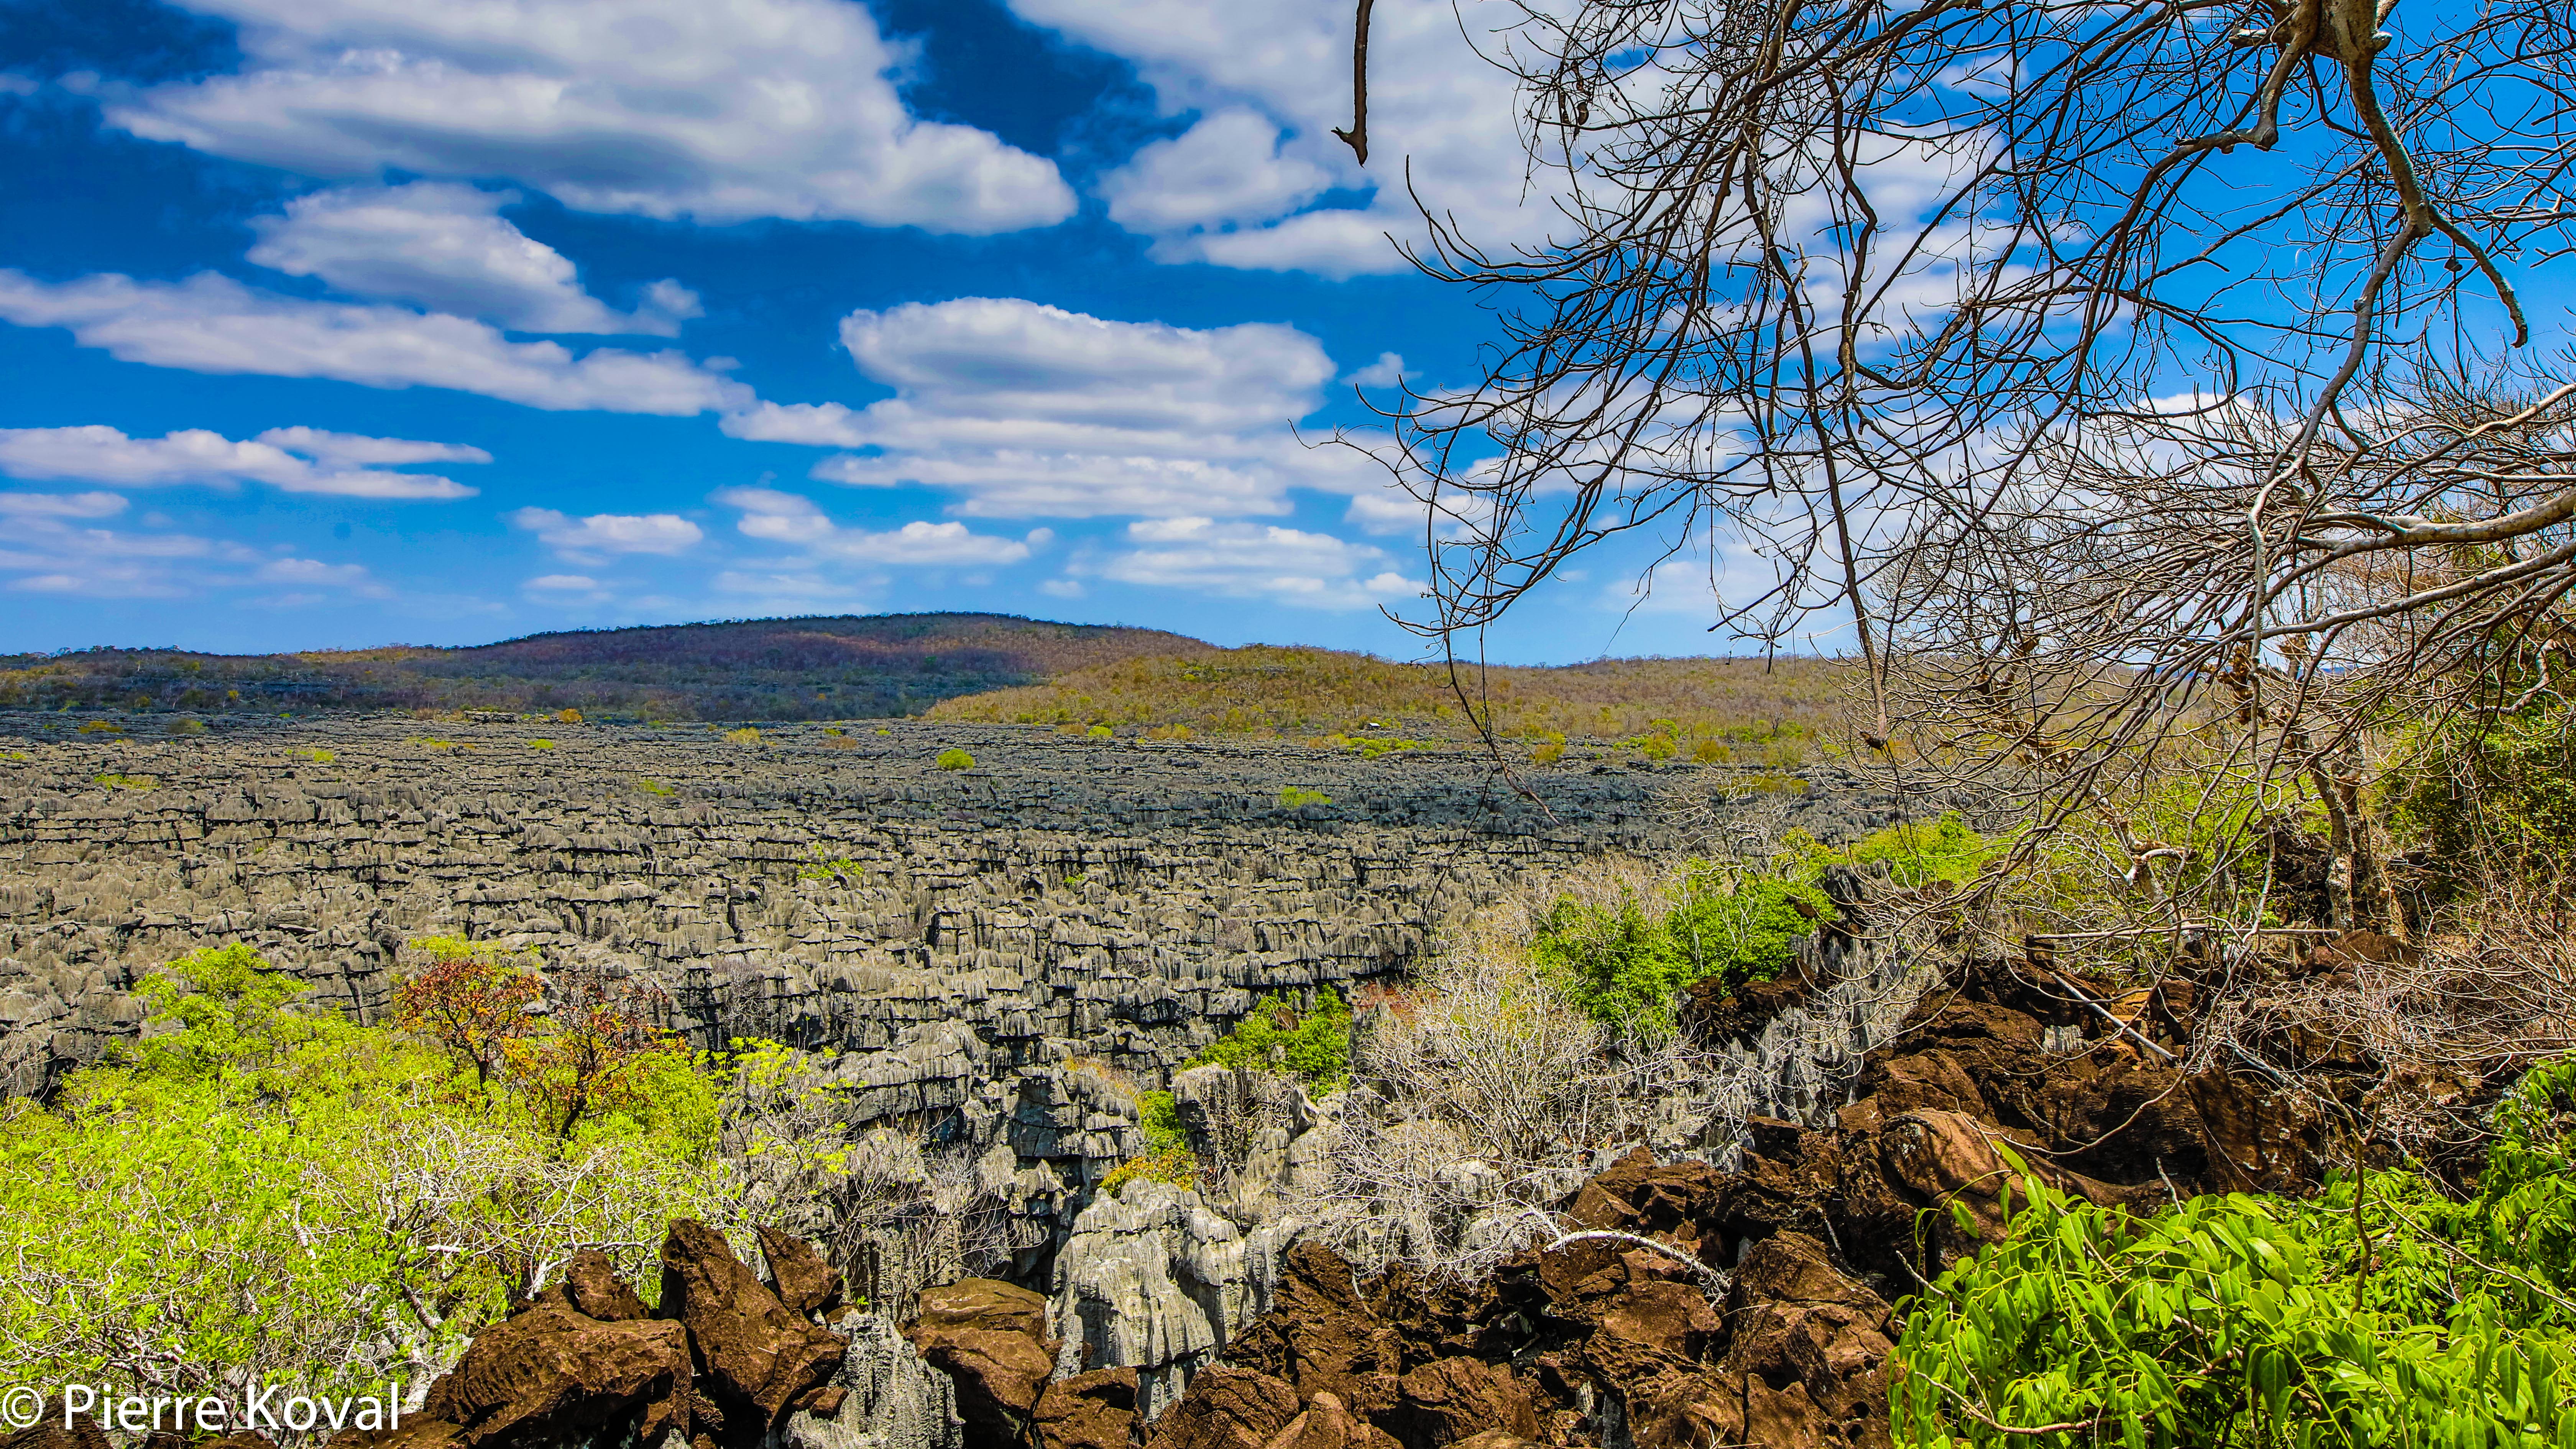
0, 0, 1745, 662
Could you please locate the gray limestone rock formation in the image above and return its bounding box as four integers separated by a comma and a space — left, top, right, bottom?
0, 708, 1909, 1388
785, 1311, 964, 1449
1049, 1180, 1257, 1421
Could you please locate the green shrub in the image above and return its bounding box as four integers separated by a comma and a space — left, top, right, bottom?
1137, 1089, 1185, 1150
165, 718, 207, 735
936, 748, 975, 770
292, 747, 334, 764
1278, 786, 1334, 808
798, 851, 861, 882
1894, 1059, 2576, 1449
1622, 731, 1678, 761
1793, 811, 1998, 888
1088, 724, 1114, 738
1101, 1141, 1197, 1194
1189, 992, 1352, 1089
636, 777, 675, 796
724, 727, 762, 744
1533, 867, 1832, 1035
0, 944, 722, 1402
526, 738, 557, 751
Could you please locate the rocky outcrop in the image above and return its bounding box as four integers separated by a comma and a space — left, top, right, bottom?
1032, 1370, 1139, 1449
785, 1314, 963, 1449
1049, 1180, 1257, 1419
661, 1220, 850, 1431
1112, 948, 2349, 1449
905, 1281, 1060, 1449
348, 1222, 917, 1449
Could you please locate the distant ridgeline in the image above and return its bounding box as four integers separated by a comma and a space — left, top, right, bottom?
0, 613, 1201, 722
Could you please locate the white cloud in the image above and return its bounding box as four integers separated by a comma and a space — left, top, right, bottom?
1103, 110, 1332, 235
1017, 0, 1549, 277
722, 401, 869, 447
248, 427, 491, 469
715, 486, 1041, 565
1039, 578, 1085, 598
0, 424, 481, 499
507, 508, 704, 566
0, 513, 264, 597
735, 296, 1378, 518
0, 270, 750, 415
257, 556, 384, 593
1081, 515, 1422, 610
248, 182, 699, 335
1341, 480, 1496, 539
108, 0, 1074, 232
1344, 351, 1404, 388
526, 573, 601, 591
711, 568, 878, 605
0, 491, 128, 519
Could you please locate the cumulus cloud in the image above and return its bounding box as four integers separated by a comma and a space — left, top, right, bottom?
715, 486, 1043, 566
248, 183, 699, 335
1015, 0, 1548, 277
1102, 110, 1332, 235
1081, 516, 1422, 610
0, 270, 751, 415
0, 424, 482, 499
507, 507, 705, 562
731, 297, 1378, 518
1344, 352, 1405, 388
107, 0, 1074, 232
526, 573, 601, 591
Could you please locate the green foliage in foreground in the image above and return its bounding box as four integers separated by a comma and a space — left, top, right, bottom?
0, 944, 727, 1400
1188, 991, 1352, 1089
1278, 786, 1334, 808
1896, 1059, 2576, 1448
1533, 866, 1834, 1035
936, 747, 976, 770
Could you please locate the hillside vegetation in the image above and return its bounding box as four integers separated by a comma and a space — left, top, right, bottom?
0, 613, 1197, 722
928, 644, 1850, 756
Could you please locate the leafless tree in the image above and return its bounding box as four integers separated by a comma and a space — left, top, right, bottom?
1354, 0, 2576, 935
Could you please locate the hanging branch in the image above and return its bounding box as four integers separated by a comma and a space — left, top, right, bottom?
1334, 0, 1377, 164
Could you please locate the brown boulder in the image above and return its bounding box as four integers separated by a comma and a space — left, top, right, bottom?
1258, 1394, 1400, 1449
563, 1249, 652, 1322
659, 1220, 848, 1430
756, 1226, 845, 1321
1719, 1234, 1894, 1433
326, 1422, 465, 1449
421, 1304, 694, 1448
1145, 1368, 1303, 1449
1382, 1360, 1536, 1449
909, 1327, 1053, 1447
1225, 1244, 1405, 1412
1033, 1367, 1138, 1449
2, 1416, 112, 1449
913, 1279, 1055, 1342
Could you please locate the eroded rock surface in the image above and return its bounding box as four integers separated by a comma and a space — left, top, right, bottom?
373, 1222, 881, 1449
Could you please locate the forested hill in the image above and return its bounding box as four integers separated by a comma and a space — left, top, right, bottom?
0, 613, 1202, 721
